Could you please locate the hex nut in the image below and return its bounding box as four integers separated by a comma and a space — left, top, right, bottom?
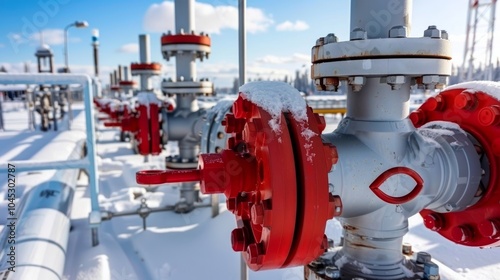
325, 33, 338, 44
350, 28, 367, 41
389, 25, 407, 38
424, 25, 441, 38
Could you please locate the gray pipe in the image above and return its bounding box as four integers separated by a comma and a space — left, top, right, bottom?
350, 0, 412, 39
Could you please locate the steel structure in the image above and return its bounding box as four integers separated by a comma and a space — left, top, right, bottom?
137, 0, 500, 279
461, 0, 497, 81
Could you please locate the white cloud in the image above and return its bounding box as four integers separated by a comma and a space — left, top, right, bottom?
276, 20, 309, 32
117, 43, 139, 54
256, 53, 310, 64
8, 29, 81, 47
143, 1, 273, 34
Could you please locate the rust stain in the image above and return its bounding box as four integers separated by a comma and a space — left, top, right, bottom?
350, 243, 377, 249
343, 224, 357, 231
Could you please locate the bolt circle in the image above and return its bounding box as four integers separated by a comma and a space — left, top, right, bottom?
478, 105, 500, 126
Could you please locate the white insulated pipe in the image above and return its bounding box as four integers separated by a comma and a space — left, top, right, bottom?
0, 113, 86, 280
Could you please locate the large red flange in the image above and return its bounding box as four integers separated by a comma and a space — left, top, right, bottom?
137, 94, 339, 270
410, 82, 500, 247
161, 34, 211, 47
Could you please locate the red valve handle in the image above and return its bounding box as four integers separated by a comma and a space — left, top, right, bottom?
369, 167, 424, 204
136, 169, 201, 185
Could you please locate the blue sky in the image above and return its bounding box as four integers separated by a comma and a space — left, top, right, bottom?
0, 0, 498, 87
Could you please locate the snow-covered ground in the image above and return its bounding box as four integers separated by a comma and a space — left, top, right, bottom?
1, 99, 499, 280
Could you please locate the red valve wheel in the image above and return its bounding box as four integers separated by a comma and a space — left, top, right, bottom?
411, 82, 500, 247
369, 167, 424, 205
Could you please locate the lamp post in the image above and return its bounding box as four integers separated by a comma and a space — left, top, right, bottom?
64, 21, 88, 73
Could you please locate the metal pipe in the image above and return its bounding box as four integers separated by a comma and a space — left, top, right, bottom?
350, 0, 412, 39
139, 34, 152, 91
239, 0, 246, 86
238, 2, 248, 278
0, 128, 85, 279
0, 73, 101, 246
118, 65, 123, 82
0, 95, 4, 131
139, 34, 151, 64
124, 66, 130, 81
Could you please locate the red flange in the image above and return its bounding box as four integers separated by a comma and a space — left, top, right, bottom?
135, 103, 161, 156
137, 94, 338, 270
411, 83, 500, 247
131, 62, 162, 71
161, 34, 211, 47
119, 80, 136, 87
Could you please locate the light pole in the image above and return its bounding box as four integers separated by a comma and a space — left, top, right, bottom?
64, 21, 88, 72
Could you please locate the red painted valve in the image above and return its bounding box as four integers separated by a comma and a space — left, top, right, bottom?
137, 94, 341, 270
411, 83, 500, 247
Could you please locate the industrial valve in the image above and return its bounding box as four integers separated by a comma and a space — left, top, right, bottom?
138, 87, 342, 270
136, 0, 500, 278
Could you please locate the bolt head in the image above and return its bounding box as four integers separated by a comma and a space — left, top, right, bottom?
231, 228, 246, 251
424, 26, 441, 38
454, 91, 477, 110
416, 251, 432, 264
316, 37, 325, 46
350, 28, 367, 41
389, 25, 407, 38
325, 266, 340, 278
348, 76, 366, 86
441, 30, 449, 40
325, 33, 338, 44
424, 262, 440, 278
251, 203, 265, 225
478, 106, 500, 126
386, 75, 406, 85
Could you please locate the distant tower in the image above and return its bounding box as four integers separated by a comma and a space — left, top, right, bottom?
35, 44, 54, 73
92, 29, 99, 77
461, 0, 497, 81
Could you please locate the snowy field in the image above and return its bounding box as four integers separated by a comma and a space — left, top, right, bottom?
0, 100, 499, 279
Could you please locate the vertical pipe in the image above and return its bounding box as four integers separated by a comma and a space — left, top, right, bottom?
139, 34, 151, 63
0, 94, 4, 131
175, 0, 194, 33
93, 46, 99, 77
174, 0, 197, 111
124, 66, 130, 81
109, 73, 114, 88
51, 89, 58, 131
174, 0, 196, 81
113, 70, 118, 85
92, 29, 99, 77
83, 77, 100, 246
139, 34, 152, 91
350, 0, 412, 38
238, 3, 248, 280
238, 0, 246, 86
118, 65, 123, 82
